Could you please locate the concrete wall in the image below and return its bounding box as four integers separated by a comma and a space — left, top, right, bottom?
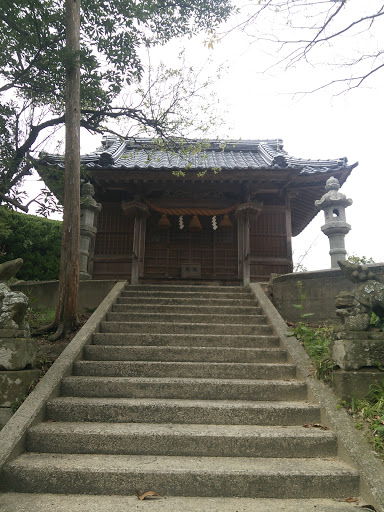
267, 264, 384, 325
11, 280, 121, 313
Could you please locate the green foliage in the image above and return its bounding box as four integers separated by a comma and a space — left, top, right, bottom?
10, 394, 28, 413
371, 312, 384, 331
0, 0, 233, 109
27, 306, 56, 330
35, 356, 53, 374
0, 0, 233, 212
347, 254, 375, 265
349, 381, 384, 460
291, 280, 314, 320
289, 281, 335, 381
293, 322, 335, 381
0, 207, 61, 281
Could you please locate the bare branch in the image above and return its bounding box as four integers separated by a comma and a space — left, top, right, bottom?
233, 0, 384, 93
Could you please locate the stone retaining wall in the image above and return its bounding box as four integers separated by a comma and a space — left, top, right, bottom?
267, 264, 384, 324
11, 280, 119, 313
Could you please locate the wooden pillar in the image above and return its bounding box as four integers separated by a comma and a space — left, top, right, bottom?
243, 212, 251, 286
285, 193, 293, 273
237, 216, 244, 280
132, 213, 148, 284
236, 201, 263, 286
121, 200, 149, 285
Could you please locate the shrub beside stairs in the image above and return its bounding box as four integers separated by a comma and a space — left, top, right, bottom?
0, 283, 382, 511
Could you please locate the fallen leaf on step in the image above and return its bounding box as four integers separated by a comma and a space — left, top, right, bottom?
345, 497, 358, 502
303, 423, 328, 430
135, 490, 162, 500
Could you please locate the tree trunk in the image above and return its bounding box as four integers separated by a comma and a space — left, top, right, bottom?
51, 0, 81, 339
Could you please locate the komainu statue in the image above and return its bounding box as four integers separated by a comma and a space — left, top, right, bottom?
335, 261, 384, 331
0, 259, 39, 409
0, 258, 30, 338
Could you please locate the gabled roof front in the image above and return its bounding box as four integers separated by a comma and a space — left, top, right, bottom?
39, 136, 358, 236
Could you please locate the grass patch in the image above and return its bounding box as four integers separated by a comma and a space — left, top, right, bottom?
288, 280, 335, 381
290, 322, 335, 381
27, 306, 55, 332
346, 382, 384, 461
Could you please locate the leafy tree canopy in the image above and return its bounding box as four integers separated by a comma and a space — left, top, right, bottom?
0, 0, 233, 212
0, 206, 62, 281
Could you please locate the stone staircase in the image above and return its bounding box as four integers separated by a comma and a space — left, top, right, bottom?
2, 284, 361, 507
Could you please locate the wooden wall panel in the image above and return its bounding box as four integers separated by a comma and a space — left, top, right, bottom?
249, 207, 290, 280
93, 203, 134, 279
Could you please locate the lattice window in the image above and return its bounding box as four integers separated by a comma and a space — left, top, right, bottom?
94, 204, 134, 256
250, 209, 287, 258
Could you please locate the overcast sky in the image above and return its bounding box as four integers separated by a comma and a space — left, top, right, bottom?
27, 0, 384, 271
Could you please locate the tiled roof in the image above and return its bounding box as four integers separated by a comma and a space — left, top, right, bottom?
38, 136, 358, 237
42, 136, 354, 175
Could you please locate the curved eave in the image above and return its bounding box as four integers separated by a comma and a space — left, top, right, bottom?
37, 142, 358, 237
290, 162, 357, 237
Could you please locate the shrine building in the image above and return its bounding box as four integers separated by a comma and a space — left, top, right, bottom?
40, 136, 357, 285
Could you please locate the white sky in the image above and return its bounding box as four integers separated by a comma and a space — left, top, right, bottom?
26, 0, 384, 271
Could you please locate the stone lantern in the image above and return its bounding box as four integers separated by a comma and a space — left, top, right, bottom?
80, 182, 101, 280
315, 176, 352, 268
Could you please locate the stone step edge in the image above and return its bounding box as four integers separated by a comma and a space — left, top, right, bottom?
0, 494, 369, 512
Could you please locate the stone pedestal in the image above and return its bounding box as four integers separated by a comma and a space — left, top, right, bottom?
331, 331, 384, 371
332, 368, 384, 402
0, 260, 38, 421
331, 261, 384, 402
0, 369, 41, 407
0, 337, 37, 370
321, 223, 351, 268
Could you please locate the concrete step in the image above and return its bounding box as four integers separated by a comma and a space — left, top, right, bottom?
61, 376, 307, 401
100, 321, 273, 335
3, 453, 359, 498
116, 297, 259, 307
112, 304, 263, 315
46, 397, 322, 425
27, 422, 338, 458
83, 345, 287, 363
1, 283, 362, 505
106, 312, 268, 325
91, 332, 281, 348
73, 361, 296, 380
120, 290, 251, 299
0, 494, 369, 512
124, 285, 250, 293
